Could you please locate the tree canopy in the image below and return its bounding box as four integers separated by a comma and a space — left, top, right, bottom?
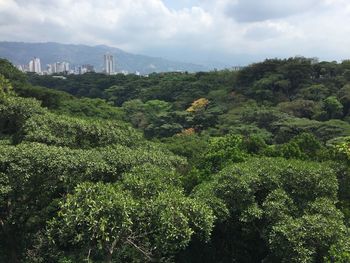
1, 57, 350, 262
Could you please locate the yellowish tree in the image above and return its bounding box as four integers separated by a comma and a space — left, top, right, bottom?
186, 98, 209, 113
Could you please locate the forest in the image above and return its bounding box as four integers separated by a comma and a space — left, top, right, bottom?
1, 57, 350, 262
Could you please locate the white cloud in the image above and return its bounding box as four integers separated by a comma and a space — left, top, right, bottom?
0, 0, 350, 66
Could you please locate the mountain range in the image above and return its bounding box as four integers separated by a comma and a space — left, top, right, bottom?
0, 41, 209, 74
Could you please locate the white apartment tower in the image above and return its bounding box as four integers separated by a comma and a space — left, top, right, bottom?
29, 57, 41, 73
55, 62, 70, 73
104, 54, 114, 75
47, 62, 70, 74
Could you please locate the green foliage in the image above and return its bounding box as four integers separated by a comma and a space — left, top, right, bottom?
0, 58, 27, 85
160, 134, 209, 166
48, 182, 136, 262
0, 96, 45, 136
274, 118, 350, 143
58, 97, 125, 120
269, 198, 346, 263
2, 57, 350, 262
14, 83, 125, 121
121, 164, 181, 198
0, 74, 14, 100
25, 57, 350, 142
188, 158, 346, 263
325, 235, 350, 262
202, 134, 247, 173
240, 106, 290, 131
323, 96, 344, 119
48, 170, 214, 262
299, 84, 330, 101
338, 84, 350, 117
17, 112, 141, 148
236, 57, 313, 102
122, 99, 186, 138
14, 84, 73, 109
266, 133, 328, 160
334, 137, 350, 165
243, 134, 268, 154
0, 140, 186, 262
278, 99, 319, 119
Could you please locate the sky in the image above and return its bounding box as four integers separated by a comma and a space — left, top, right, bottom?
0, 0, 350, 67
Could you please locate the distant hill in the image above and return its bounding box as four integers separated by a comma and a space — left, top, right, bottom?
0, 41, 208, 74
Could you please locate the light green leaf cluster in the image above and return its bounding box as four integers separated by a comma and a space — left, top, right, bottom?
18, 112, 142, 148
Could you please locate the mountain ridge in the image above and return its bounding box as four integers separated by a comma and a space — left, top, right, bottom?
0, 41, 208, 74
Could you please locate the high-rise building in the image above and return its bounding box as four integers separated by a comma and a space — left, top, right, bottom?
48, 63, 53, 74
29, 60, 34, 72
82, 64, 94, 73
56, 62, 69, 73
17, 65, 24, 72
76, 64, 94, 75
104, 54, 114, 75
48, 61, 70, 74
29, 57, 41, 73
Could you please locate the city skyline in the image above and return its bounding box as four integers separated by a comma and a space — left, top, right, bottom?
17, 53, 138, 75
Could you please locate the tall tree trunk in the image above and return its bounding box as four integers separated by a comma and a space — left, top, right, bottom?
106, 239, 117, 263
106, 252, 113, 263
1, 223, 19, 263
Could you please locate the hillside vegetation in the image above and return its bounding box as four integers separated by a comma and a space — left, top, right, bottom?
1, 57, 350, 262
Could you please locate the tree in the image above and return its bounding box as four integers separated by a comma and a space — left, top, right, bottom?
278, 99, 319, 119
325, 235, 350, 262
269, 133, 326, 161
299, 84, 329, 101
0, 96, 45, 137
48, 182, 136, 263
105, 85, 138, 106
202, 134, 247, 174
0, 139, 186, 262
48, 166, 214, 262
0, 74, 13, 100
269, 198, 347, 263
323, 96, 343, 119
188, 158, 346, 263
338, 84, 350, 117
186, 98, 209, 113
17, 112, 142, 148
0, 59, 27, 85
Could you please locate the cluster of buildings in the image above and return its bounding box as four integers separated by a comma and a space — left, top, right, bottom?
17, 53, 118, 75
17, 58, 95, 75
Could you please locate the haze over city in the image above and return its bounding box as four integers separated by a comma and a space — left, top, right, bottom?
1, 0, 350, 66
